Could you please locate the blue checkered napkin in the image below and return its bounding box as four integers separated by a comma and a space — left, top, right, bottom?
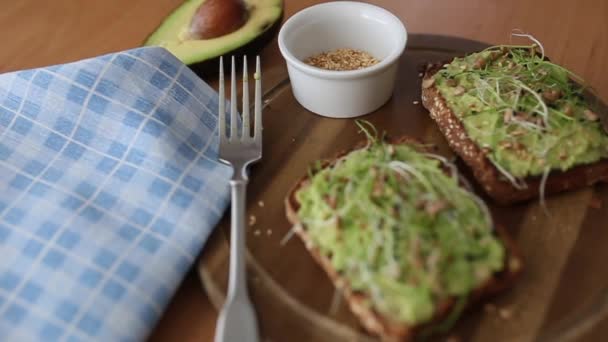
0, 47, 232, 341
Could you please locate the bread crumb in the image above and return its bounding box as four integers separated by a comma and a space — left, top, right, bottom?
249, 215, 257, 226
509, 257, 522, 272
254, 229, 261, 236
292, 138, 296, 142
446, 335, 461, 342
418, 72, 424, 77
499, 307, 513, 320
422, 77, 435, 89
413, 100, 420, 105
258, 200, 265, 207
266, 229, 272, 236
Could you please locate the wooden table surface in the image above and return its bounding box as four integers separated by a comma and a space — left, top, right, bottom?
1, 0, 607, 341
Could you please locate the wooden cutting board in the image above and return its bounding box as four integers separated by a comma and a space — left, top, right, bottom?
197, 34, 608, 342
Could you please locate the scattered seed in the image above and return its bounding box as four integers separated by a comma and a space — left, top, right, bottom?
542, 89, 562, 103
258, 200, 265, 207
266, 229, 272, 236
584, 109, 599, 121
249, 215, 257, 226
413, 100, 420, 105
304, 48, 380, 71
254, 229, 261, 236
424, 200, 448, 216
418, 72, 424, 77
453, 86, 465, 96
511, 129, 525, 136
504, 108, 514, 123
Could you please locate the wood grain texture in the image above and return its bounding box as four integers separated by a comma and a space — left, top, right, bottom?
0, 0, 607, 341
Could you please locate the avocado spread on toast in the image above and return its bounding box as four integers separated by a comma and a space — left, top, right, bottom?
433, 46, 608, 181
295, 125, 505, 325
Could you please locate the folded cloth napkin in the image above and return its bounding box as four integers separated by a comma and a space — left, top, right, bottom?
0, 47, 231, 341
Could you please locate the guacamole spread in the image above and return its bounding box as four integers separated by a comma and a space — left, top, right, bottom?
433, 45, 608, 183
295, 126, 505, 325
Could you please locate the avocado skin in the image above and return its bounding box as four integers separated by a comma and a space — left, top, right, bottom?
143, 0, 283, 77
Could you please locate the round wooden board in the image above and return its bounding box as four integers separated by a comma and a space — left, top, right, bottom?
197, 34, 608, 341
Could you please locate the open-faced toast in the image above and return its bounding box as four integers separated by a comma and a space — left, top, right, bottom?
421, 47, 608, 204
285, 133, 521, 341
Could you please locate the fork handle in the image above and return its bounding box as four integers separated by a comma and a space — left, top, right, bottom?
228, 179, 248, 295
214, 178, 259, 342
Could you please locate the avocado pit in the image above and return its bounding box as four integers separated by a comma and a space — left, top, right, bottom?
188, 0, 248, 39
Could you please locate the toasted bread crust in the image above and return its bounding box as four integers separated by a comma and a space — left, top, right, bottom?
421, 62, 608, 205
284, 137, 521, 341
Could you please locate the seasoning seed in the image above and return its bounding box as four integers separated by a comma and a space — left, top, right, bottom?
304, 48, 380, 71
258, 200, 265, 207
249, 215, 257, 226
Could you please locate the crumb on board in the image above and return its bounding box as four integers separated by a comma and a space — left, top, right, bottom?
413, 100, 420, 105
249, 215, 257, 226
418, 72, 424, 77
498, 307, 513, 320
258, 200, 265, 207
589, 195, 602, 209
254, 229, 261, 236
266, 229, 272, 236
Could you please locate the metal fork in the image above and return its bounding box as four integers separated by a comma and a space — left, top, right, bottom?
214, 55, 262, 342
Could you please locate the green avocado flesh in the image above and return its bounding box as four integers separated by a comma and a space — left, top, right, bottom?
145, 0, 282, 65
434, 46, 608, 180
295, 132, 505, 326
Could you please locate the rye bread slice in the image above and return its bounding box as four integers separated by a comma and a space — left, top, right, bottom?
284, 137, 522, 341
421, 62, 608, 205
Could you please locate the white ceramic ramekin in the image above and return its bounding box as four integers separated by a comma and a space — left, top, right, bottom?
278, 1, 407, 118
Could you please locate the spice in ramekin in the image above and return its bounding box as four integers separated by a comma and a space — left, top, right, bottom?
304, 48, 380, 71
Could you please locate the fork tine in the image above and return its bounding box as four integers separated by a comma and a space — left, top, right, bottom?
230, 56, 238, 140
254, 55, 262, 141
218, 56, 226, 140
241, 56, 250, 139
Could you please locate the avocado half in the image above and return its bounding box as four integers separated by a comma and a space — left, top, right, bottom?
145, 0, 283, 70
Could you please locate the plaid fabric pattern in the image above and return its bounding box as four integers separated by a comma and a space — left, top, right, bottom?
0, 47, 231, 341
